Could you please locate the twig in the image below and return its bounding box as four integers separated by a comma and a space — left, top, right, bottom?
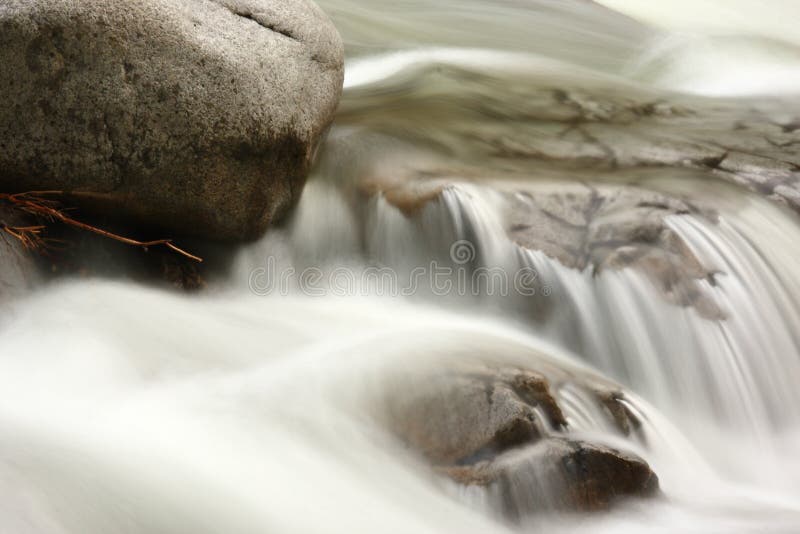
3, 225, 46, 250
0, 191, 203, 262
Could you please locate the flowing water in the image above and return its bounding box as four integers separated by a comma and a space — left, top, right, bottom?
2, 1, 800, 533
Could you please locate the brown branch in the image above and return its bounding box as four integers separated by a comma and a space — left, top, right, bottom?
0, 191, 202, 262
3, 225, 44, 250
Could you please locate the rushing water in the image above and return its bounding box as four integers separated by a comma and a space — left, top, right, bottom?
2, 1, 800, 533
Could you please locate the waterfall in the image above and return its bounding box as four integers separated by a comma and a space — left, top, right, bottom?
3, 0, 800, 532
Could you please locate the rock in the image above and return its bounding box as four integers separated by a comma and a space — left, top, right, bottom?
329, 62, 800, 320
387, 364, 567, 465
0, 0, 344, 240
442, 438, 659, 517
323, 68, 800, 320
505, 183, 725, 319
593, 387, 643, 438
384, 360, 660, 518
0, 206, 39, 302
357, 167, 724, 318
32, 219, 215, 291
337, 68, 800, 212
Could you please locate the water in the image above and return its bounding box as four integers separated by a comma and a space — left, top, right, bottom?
2, 1, 800, 532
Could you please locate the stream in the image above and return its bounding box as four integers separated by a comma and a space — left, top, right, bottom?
2, 1, 800, 532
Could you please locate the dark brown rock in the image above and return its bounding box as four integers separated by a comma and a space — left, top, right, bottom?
594, 387, 643, 438
384, 360, 660, 518
443, 438, 659, 517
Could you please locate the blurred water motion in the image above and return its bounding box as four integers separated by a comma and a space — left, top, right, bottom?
2, 1, 800, 533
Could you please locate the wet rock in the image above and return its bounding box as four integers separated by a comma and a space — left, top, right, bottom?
386, 364, 561, 465
0, 0, 344, 240
339, 73, 800, 212
385, 360, 660, 517
716, 152, 799, 194
20, 210, 250, 292
365, 172, 726, 319
593, 387, 643, 438
506, 183, 724, 319
363, 171, 723, 318
335, 73, 800, 319
443, 438, 659, 516
490, 93, 800, 213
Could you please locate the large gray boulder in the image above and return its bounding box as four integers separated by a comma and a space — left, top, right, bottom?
0, 0, 344, 240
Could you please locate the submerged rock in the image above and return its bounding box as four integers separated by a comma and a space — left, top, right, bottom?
358, 166, 724, 319
332, 62, 800, 320
505, 182, 725, 319
0, 0, 344, 240
385, 360, 659, 518
387, 365, 567, 466
443, 438, 659, 516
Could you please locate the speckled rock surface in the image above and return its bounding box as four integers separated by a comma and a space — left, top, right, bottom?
0, 0, 344, 240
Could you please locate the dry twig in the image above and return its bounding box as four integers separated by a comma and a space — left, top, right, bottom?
0, 191, 202, 262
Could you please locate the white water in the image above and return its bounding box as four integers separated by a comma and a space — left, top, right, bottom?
3, 1, 800, 533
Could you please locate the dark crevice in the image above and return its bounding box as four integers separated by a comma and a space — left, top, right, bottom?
712, 145, 798, 169
635, 201, 671, 210
779, 120, 800, 133
455, 414, 540, 466
229, 9, 299, 42
697, 151, 728, 169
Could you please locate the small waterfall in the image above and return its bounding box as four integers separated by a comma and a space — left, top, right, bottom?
0, 280, 717, 534
4, 0, 800, 532
239, 174, 800, 433
235, 170, 800, 503
521, 208, 800, 434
